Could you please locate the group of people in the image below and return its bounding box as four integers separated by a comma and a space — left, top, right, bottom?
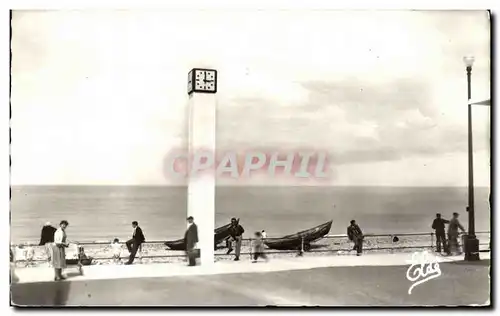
38, 220, 71, 281
184, 216, 269, 266
432, 212, 466, 255
36, 220, 147, 280
107, 221, 146, 265
26, 212, 466, 276
347, 212, 468, 257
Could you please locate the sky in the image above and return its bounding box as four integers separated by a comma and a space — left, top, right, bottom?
10, 10, 491, 186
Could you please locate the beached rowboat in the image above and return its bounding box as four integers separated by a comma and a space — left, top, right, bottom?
164, 220, 236, 251
264, 220, 333, 251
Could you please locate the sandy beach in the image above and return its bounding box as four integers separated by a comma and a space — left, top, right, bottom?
12, 231, 490, 268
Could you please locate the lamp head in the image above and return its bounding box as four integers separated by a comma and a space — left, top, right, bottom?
463, 56, 475, 68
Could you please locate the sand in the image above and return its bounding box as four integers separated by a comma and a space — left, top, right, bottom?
12, 232, 490, 268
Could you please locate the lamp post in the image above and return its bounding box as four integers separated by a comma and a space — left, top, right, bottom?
463, 56, 480, 261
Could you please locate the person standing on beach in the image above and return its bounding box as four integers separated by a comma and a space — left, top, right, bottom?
448, 212, 466, 255
111, 238, 122, 264
251, 231, 268, 263
125, 221, 145, 265
10, 248, 18, 284
227, 218, 245, 261
184, 216, 199, 266
52, 220, 70, 281
347, 220, 364, 256
39, 222, 57, 265
25, 242, 35, 267
432, 213, 449, 253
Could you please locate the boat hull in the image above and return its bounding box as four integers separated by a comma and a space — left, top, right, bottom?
164, 222, 234, 251
264, 220, 333, 251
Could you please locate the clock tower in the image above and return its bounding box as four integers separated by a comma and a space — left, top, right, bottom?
187, 68, 217, 266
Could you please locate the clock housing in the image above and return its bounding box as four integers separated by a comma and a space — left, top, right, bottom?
188, 68, 217, 95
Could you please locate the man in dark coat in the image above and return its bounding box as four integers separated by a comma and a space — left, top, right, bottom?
227, 218, 245, 261
184, 216, 199, 266
347, 220, 364, 256
431, 213, 449, 253
125, 221, 146, 265
39, 222, 57, 264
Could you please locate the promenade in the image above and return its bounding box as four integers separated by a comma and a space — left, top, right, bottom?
11, 252, 490, 306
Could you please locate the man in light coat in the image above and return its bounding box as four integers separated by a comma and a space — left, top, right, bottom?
448, 212, 466, 255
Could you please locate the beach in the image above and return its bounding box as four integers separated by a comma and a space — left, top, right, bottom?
12, 230, 490, 268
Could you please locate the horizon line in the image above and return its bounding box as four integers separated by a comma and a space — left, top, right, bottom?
9, 184, 491, 188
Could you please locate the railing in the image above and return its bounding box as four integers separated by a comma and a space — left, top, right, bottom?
11, 231, 490, 265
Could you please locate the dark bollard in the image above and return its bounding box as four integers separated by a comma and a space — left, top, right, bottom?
297, 237, 304, 256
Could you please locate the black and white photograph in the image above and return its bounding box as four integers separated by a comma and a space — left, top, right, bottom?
9, 7, 491, 307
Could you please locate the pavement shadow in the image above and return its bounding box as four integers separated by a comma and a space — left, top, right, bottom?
447, 259, 491, 267
11, 280, 71, 306
10, 267, 78, 307
66, 271, 83, 278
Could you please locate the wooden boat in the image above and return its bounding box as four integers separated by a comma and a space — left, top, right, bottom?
264, 220, 333, 251
164, 220, 237, 251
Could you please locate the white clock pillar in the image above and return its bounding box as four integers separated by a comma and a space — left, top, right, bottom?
187, 68, 217, 266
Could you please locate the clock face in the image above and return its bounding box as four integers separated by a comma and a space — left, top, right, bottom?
188, 68, 217, 94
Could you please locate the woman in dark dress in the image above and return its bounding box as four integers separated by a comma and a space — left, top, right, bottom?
39, 222, 57, 265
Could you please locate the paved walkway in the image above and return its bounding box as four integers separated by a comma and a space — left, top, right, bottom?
11, 258, 490, 306
13, 251, 488, 284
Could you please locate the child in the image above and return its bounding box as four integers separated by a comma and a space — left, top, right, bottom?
77, 245, 93, 265
111, 238, 122, 264
251, 231, 268, 263
261, 230, 267, 239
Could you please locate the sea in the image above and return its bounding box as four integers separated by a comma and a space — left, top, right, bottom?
10, 186, 491, 244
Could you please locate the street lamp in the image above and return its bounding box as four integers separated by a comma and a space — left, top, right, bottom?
463, 55, 480, 261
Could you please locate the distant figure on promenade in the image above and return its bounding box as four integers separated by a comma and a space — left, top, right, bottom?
448, 212, 466, 255
261, 230, 267, 239
111, 238, 122, 264
227, 218, 245, 261
347, 220, 364, 256
10, 248, 18, 284
125, 221, 145, 265
25, 242, 35, 267
251, 231, 268, 263
52, 220, 70, 281
184, 216, 199, 266
39, 222, 57, 265
432, 213, 450, 253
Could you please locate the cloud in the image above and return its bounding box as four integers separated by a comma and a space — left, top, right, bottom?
216, 75, 490, 169
10, 10, 491, 186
